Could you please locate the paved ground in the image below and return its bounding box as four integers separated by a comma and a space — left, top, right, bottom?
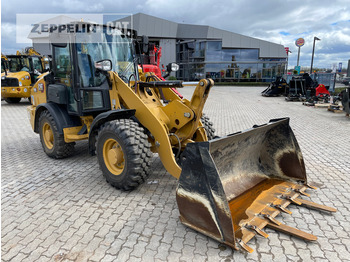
1, 86, 350, 262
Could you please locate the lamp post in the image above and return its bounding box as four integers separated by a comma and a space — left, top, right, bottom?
310, 36, 320, 74
286, 49, 292, 74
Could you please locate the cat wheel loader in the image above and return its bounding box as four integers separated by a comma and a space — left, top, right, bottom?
28, 23, 336, 253
1, 52, 46, 103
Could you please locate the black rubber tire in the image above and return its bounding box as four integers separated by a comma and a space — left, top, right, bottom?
38, 110, 75, 158
201, 114, 216, 140
96, 119, 152, 191
4, 97, 21, 103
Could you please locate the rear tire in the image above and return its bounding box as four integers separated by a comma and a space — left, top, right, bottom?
201, 114, 216, 140
5, 97, 21, 103
38, 110, 75, 158
96, 119, 152, 191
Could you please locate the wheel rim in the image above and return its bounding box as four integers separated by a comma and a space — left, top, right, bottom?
42, 122, 54, 149
103, 138, 125, 176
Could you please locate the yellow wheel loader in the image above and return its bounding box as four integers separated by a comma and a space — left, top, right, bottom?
23, 47, 51, 70
28, 23, 336, 253
1, 53, 45, 103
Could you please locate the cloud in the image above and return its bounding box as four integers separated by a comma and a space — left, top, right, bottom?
1, 0, 350, 68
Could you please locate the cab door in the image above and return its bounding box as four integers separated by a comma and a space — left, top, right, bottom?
75, 43, 111, 116
52, 44, 78, 114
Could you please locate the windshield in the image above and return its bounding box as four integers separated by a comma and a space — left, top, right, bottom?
76, 27, 136, 87
1, 59, 8, 73
7, 56, 31, 73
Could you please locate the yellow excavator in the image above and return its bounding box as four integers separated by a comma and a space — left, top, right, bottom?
1, 49, 46, 103
27, 23, 336, 253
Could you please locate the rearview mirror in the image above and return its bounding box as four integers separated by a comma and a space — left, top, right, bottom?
95, 59, 112, 72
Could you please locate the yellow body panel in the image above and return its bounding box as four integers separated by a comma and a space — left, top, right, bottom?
1, 71, 32, 99
30, 73, 48, 106
63, 126, 88, 143
27, 105, 36, 130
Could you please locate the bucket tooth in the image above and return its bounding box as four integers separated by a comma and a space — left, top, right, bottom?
245, 224, 269, 238
271, 204, 292, 214
305, 183, 317, 190
261, 214, 281, 226
238, 239, 254, 253
266, 222, 317, 241
293, 188, 311, 197
298, 198, 337, 213
283, 195, 302, 205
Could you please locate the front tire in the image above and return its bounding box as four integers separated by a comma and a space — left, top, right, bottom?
201, 114, 216, 140
96, 119, 152, 191
5, 97, 21, 103
38, 110, 75, 158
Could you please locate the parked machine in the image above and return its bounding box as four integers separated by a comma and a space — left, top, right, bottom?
1, 51, 46, 103
23, 47, 51, 70
28, 23, 336, 253
138, 36, 164, 79
261, 76, 288, 96
136, 35, 183, 98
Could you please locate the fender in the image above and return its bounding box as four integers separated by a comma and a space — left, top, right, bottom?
88, 109, 136, 155
34, 103, 81, 134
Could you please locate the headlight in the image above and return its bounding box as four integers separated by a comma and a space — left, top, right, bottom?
24, 88, 28, 93
167, 63, 179, 72
171, 63, 179, 72
19, 82, 22, 86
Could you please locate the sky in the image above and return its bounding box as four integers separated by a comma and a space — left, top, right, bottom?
1, 0, 350, 70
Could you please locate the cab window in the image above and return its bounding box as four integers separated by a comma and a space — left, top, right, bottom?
53, 45, 78, 113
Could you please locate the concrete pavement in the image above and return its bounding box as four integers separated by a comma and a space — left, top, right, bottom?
2, 86, 350, 261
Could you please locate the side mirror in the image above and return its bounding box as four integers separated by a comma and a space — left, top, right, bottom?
142, 35, 149, 54
95, 59, 112, 72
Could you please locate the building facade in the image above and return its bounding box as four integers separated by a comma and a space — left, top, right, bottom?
117, 13, 287, 82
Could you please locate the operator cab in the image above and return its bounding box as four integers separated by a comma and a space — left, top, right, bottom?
48, 22, 138, 117
6, 55, 44, 83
